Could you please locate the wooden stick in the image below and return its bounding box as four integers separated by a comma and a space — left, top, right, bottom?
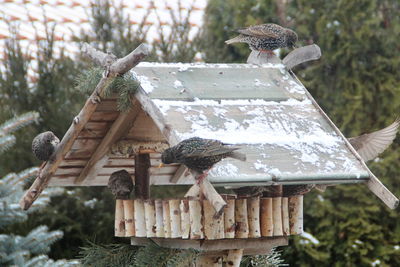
282, 197, 290, 236
247, 197, 261, 238
272, 197, 283, 236
224, 198, 236, 238
367, 174, 399, 209
260, 198, 273, 237
169, 199, 182, 238
289, 195, 304, 235
180, 199, 190, 239
189, 200, 204, 239
134, 199, 146, 237
144, 200, 156, 237
115, 199, 125, 237
199, 178, 227, 217
162, 200, 171, 238
19, 43, 149, 210
282, 44, 321, 70
154, 199, 164, 237
123, 199, 135, 237
185, 183, 202, 199
135, 153, 151, 199
226, 249, 243, 267
235, 198, 249, 238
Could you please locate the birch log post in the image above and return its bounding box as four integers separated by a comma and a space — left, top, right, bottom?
123, 199, 135, 237
289, 195, 304, 235
224, 198, 236, 238
155, 199, 164, 237
226, 249, 243, 267
204, 200, 225, 240
272, 197, 283, 236
115, 200, 125, 237
260, 198, 273, 237
144, 200, 156, 237
247, 197, 261, 238
196, 255, 222, 267
189, 200, 204, 239
235, 198, 249, 238
19, 43, 149, 210
169, 199, 182, 238
162, 200, 172, 238
199, 178, 227, 217
281, 197, 290, 236
180, 199, 190, 239
134, 199, 146, 237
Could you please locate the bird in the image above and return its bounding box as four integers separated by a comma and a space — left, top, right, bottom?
161, 137, 246, 182
225, 23, 298, 53
108, 170, 134, 200
31, 131, 60, 161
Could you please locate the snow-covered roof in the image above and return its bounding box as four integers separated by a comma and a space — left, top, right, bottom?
132, 62, 370, 186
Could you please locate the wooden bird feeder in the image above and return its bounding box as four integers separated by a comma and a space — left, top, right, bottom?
20, 43, 398, 266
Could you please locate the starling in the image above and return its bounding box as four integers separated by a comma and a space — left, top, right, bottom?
161, 137, 246, 178
225, 23, 298, 52
108, 170, 134, 199
32, 131, 60, 161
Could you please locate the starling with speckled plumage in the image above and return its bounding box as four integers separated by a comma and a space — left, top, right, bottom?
108, 170, 134, 199
161, 137, 246, 175
225, 23, 298, 52
32, 131, 60, 161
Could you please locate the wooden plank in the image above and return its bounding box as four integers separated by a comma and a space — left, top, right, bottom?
90, 111, 119, 122
135, 153, 151, 199
59, 158, 134, 167
149, 166, 179, 176
367, 175, 399, 209
125, 111, 166, 142
78, 121, 110, 138
95, 100, 118, 112
55, 167, 134, 176
74, 102, 140, 184
170, 165, 192, 184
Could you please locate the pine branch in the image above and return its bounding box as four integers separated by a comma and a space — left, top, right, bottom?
240, 248, 287, 267
0, 111, 39, 136
0, 135, 16, 153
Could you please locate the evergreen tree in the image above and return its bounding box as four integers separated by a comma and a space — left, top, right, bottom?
0, 113, 78, 266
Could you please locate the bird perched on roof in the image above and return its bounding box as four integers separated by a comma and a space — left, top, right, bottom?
108, 170, 134, 200
161, 137, 246, 182
225, 23, 298, 53
32, 131, 60, 161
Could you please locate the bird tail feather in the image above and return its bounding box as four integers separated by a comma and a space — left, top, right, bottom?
229, 151, 246, 161
225, 36, 244, 44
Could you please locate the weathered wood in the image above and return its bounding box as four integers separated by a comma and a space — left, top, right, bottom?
289, 195, 303, 235
367, 174, 399, 209
134, 199, 146, 237
180, 199, 190, 239
195, 255, 222, 267
235, 198, 249, 238
247, 197, 261, 238
203, 200, 224, 240
123, 199, 135, 237
170, 165, 191, 183
189, 200, 204, 239
144, 200, 156, 237
115, 199, 125, 237
169, 199, 182, 238
272, 197, 283, 236
162, 200, 172, 238
226, 249, 243, 267
282, 44, 321, 70
260, 198, 273, 237
247, 50, 281, 65
135, 153, 151, 199
55, 166, 134, 176
185, 183, 202, 199
74, 101, 140, 184
154, 199, 164, 237
199, 178, 227, 217
281, 197, 290, 236
224, 198, 236, 238
19, 43, 149, 210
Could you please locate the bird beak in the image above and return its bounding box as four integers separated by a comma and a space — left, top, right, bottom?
158, 163, 164, 168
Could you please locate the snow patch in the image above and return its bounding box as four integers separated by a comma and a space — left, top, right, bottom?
301, 232, 320, 245
136, 74, 155, 93
209, 163, 239, 177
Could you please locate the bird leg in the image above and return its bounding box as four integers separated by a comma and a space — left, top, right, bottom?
196, 170, 210, 184
260, 49, 275, 56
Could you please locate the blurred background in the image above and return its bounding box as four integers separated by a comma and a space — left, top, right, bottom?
0, 0, 399, 266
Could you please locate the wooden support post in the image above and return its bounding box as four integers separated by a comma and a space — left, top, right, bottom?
169, 199, 182, 238
196, 255, 222, 267
282, 44, 322, 70
134, 199, 146, 237
199, 178, 227, 217
224, 198, 236, 238
226, 249, 243, 267
260, 198, 273, 237
282, 197, 290, 236
203, 200, 225, 240
367, 175, 399, 209
123, 199, 135, 237
289, 195, 304, 235
162, 200, 172, 238
189, 200, 204, 239
180, 199, 190, 239
135, 153, 151, 199
154, 199, 164, 237
115, 199, 125, 237
235, 198, 249, 238
272, 197, 283, 236
248, 197, 261, 238
144, 200, 156, 237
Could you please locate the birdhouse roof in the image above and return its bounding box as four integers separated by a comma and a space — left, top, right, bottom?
49, 62, 372, 188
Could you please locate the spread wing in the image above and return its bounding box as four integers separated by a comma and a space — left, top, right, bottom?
236, 24, 280, 38
348, 118, 400, 162
185, 140, 240, 158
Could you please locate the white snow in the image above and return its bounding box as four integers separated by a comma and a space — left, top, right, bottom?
209, 162, 239, 177
137, 62, 286, 69
174, 80, 183, 89
301, 231, 320, 245
136, 74, 156, 93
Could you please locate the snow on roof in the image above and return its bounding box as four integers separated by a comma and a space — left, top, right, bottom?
133, 63, 370, 185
